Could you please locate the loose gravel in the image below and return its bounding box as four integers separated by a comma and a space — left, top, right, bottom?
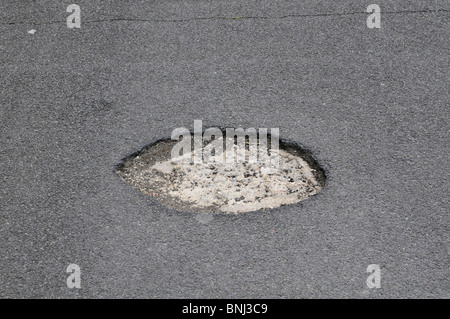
116, 139, 324, 214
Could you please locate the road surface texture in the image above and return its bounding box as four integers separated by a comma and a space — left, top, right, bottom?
1, 0, 448, 298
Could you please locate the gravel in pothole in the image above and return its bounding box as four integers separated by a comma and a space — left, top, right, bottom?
116, 139, 324, 214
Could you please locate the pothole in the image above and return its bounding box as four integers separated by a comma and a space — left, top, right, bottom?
116, 132, 326, 214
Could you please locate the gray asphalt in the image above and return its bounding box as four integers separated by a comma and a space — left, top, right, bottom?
1, 0, 449, 298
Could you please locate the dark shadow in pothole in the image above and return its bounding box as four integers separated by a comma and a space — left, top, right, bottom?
115, 130, 326, 214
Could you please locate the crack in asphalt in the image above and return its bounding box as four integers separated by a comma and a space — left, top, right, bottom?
1, 9, 448, 26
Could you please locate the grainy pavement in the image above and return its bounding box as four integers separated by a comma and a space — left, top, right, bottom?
1, 1, 448, 298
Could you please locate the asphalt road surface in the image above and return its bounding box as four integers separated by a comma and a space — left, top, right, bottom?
1, 0, 449, 298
